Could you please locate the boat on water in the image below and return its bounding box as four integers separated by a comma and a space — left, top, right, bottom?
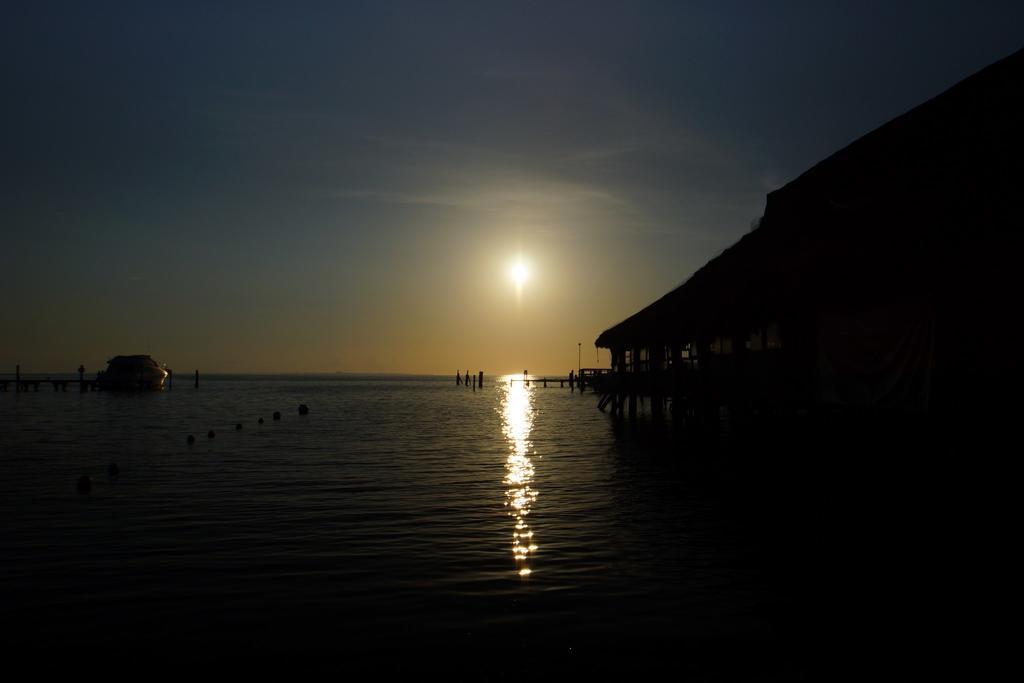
96, 355, 169, 390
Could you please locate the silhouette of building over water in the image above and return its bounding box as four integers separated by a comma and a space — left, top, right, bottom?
595, 47, 1024, 419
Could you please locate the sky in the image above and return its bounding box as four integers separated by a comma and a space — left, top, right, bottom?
3, 1, 1023, 375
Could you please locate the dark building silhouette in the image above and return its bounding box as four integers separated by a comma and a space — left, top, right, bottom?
595, 47, 1024, 417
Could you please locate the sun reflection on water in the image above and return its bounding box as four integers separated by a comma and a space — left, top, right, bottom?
500, 376, 538, 577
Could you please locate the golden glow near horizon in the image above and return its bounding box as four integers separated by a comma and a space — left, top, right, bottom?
500, 375, 538, 578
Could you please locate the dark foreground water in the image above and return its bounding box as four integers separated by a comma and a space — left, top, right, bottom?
3, 374, 942, 676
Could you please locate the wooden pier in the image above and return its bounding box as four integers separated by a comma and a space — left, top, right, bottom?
0, 378, 99, 392
508, 369, 609, 390
1, 363, 174, 392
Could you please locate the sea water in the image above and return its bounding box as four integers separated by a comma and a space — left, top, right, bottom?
1, 375, 809, 672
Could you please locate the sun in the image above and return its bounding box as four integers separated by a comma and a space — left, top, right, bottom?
511, 261, 529, 287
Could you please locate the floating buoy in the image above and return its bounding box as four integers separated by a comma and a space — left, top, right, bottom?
258, 417, 264, 425
298, 404, 309, 415
235, 423, 242, 430
273, 411, 281, 421
207, 430, 215, 439
77, 475, 92, 494
187, 434, 195, 445
107, 463, 119, 479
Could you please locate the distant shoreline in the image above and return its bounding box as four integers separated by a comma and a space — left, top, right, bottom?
0, 371, 591, 380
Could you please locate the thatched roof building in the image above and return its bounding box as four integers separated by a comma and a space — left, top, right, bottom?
595, 47, 1024, 413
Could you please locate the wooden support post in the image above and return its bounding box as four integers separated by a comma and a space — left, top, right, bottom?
652, 393, 664, 421
15, 364, 20, 393
651, 342, 664, 422
629, 345, 639, 420
194, 370, 199, 389
78, 365, 86, 392
478, 371, 483, 388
